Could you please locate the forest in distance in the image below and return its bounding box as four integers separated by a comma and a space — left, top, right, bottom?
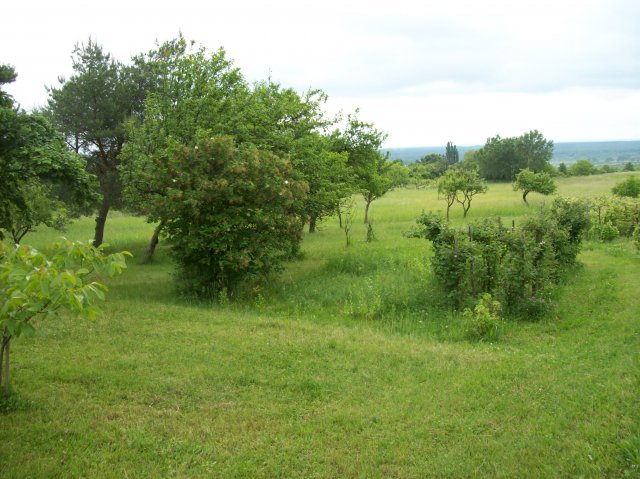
387, 139, 640, 166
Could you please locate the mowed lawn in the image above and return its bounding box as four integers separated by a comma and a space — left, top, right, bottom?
1, 174, 639, 478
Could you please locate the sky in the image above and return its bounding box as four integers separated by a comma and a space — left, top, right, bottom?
2, 0, 639, 147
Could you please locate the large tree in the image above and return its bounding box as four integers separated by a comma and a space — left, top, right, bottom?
477, 131, 553, 181
47, 40, 145, 246
1, 65, 96, 243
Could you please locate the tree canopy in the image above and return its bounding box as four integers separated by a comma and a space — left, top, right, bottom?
512, 169, 557, 205
1, 65, 97, 243
477, 131, 553, 181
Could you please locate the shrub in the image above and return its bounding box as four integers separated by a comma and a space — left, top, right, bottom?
633, 225, 640, 252
162, 135, 307, 297
612, 176, 640, 198
463, 294, 504, 342
408, 198, 590, 316
591, 222, 620, 242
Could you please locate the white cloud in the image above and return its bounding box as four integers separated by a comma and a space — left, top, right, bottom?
2, 0, 639, 146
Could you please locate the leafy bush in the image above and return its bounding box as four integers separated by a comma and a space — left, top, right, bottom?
463, 294, 504, 342
633, 225, 640, 252
591, 222, 620, 242
161, 135, 307, 297
612, 175, 640, 198
408, 198, 590, 317
0, 239, 130, 395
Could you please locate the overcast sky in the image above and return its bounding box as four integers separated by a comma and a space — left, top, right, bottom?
2, 0, 639, 147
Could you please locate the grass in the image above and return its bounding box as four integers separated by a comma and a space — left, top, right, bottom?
1, 174, 639, 477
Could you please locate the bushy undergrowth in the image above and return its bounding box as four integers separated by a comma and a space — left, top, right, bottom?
408, 197, 590, 318
588, 195, 640, 240
463, 293, 504, 342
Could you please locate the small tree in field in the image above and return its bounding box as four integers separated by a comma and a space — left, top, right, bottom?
438, 167, 488, 219
513, 169, 557, 205
0, 239, 130, 396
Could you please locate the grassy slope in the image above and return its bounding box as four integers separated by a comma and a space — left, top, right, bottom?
1, 174, 639, 478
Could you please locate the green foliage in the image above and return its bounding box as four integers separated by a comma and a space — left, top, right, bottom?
568, 159, 596, 176
47, 39, 146, 246
612, 175, 640, 198
477, 130, 553, 181
410, 198, 590, 316
331, 113, 391, 223
633, 225, 640, 252
445, 141, 459, 166
0, 65, 97, 243
513, 168, 557, 205
463, 293, 504, 342
623, 162, 636, 172
587, 196, 640, 237
157, 135, 306, 296
591, 222, 620, 242
558, 162, 568, 175
0, 239, 129, 395
122, 39, 349, 240
437, 166, 488, 219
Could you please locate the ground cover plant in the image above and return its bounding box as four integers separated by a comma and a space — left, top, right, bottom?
1, 175, 639, 478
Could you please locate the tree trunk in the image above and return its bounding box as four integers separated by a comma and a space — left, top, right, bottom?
93, 198, 111, 248
143, 220, 165, 263
364, 198, 372, 224
308, 215, 317, 233
1, 335, 10, 397
337, 207, 343, 229
523, 190, 529, 206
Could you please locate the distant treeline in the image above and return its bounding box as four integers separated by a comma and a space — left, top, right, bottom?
386, 140, 640, 166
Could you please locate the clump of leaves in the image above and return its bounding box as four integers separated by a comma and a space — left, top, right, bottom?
463, 294, 504, 342
0, 239, 130, 396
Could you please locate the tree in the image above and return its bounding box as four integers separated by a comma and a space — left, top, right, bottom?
612, 176, 640, 198
477, 131, 553, 181
438, 166, 488, 219
623, 162, 635, 172
1, 65, 97, 243
332, 113, 391, 223
558, 162, 568, 175
512, 169, 557, 205
445, 141, 459, 166
568, 159, 595, 176
416, 153, 447, 178
120, 39, 250, 260
47, 40, 146, 247
0, 239, 130, 396
153, 135, 306, 296
517, 130, 554, 172
477, 135, 520, 180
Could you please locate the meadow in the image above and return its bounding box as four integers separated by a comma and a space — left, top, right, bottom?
1, 173, 639, 478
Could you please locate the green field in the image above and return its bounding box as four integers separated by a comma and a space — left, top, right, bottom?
2, 173, 639, 478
